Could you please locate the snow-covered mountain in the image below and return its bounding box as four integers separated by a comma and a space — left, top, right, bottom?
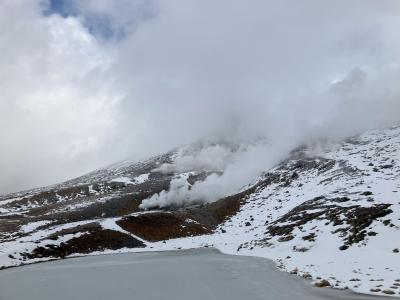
1, 125, 400, 297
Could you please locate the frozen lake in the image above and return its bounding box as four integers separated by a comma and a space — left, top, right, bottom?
0, 249, 382, 300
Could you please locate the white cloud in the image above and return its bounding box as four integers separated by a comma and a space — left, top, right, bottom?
114, 0, 400, 152
0, 1, 122, 193
2, 0, 400, 195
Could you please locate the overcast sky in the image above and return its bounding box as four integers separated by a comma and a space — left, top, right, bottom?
1, 0, 400, 194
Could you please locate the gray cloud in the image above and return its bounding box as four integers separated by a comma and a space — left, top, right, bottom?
115, 0, 400, 150
1, 0, 400, 195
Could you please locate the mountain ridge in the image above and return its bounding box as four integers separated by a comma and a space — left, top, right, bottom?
1, 125, 400, 297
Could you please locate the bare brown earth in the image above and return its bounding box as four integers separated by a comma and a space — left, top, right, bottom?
20, 224, 145, 260
117, 213, 211, 241
21, 186, 257, 259
116, 179, 264, 242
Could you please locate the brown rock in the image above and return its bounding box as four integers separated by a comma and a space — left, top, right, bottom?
278, 235, 294, 242
315, 280, 331, 288
289, 268, 298, 275
382, 290, 395, 295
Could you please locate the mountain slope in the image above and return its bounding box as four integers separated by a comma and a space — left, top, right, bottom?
1, 126, 400, 297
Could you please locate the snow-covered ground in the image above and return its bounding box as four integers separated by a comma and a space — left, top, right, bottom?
1, 125, 399, 297
148, 125, 400, 297
110, 174, 150, 185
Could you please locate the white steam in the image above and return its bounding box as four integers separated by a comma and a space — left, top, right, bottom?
154, 142, 238, 174
140, 139, 297, 209
140, 175, 193, 209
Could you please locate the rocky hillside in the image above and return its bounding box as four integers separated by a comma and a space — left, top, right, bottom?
1, 125, 400, 297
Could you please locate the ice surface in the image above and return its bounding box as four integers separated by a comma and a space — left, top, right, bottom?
0, 249, 383, 300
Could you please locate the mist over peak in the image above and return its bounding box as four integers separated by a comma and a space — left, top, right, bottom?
1, 0, 400, 194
